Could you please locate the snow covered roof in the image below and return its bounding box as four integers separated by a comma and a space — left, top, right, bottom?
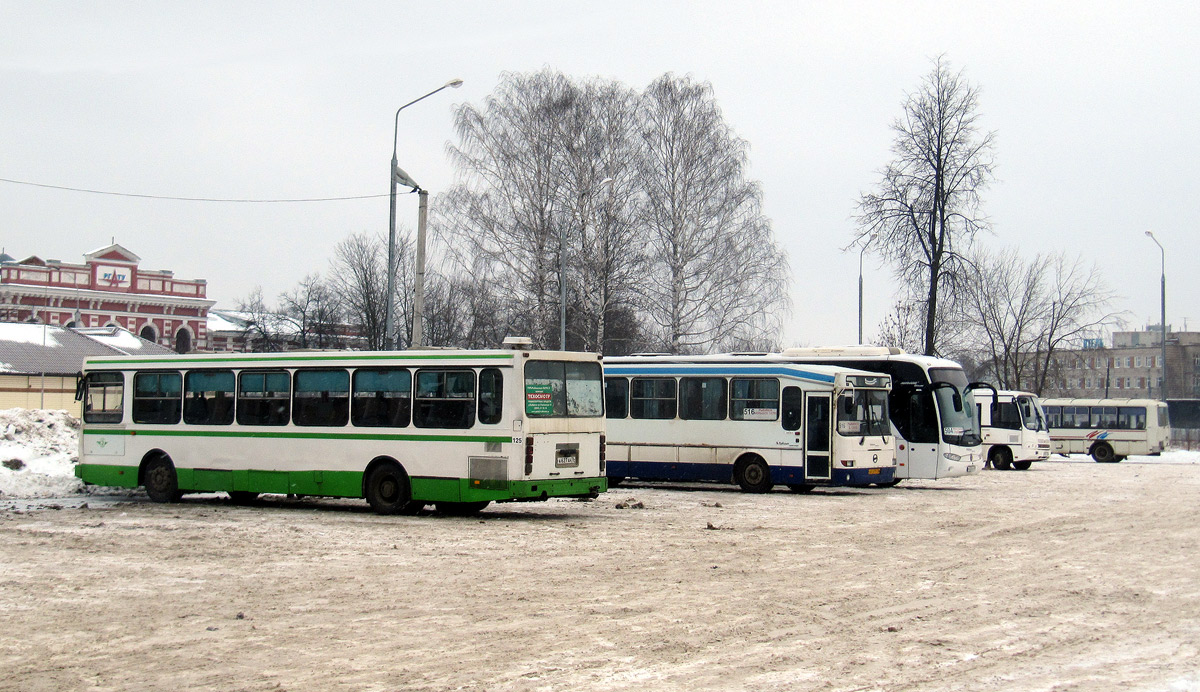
208, 309, 300, 336
0, 323, 174, 376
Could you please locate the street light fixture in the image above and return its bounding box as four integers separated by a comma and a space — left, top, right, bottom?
858, 233, 878, 345
385, 78, 463, 350
1146, 230, 1167, 401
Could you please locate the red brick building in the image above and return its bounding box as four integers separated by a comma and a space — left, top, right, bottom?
0, 244, 215, 353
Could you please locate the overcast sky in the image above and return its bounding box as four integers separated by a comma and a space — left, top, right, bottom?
2, 1, 1197, 348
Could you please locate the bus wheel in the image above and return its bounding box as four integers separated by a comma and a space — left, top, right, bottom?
435, 501, 490, 516
989, 447, 1013, 470
1012, 460, 1032, 471
143, 456, 182, 503
1112, 455, 1125, 463
365, 462, 413, 515
1091, 443, 1117, 463
787, 484, 815, 493
607, 476, 625, 487
228, 491, 259, 505
877, 478, 903, 488
735, 456, 773, 493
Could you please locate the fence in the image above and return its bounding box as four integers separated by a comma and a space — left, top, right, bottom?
1170, 429, 1200, 451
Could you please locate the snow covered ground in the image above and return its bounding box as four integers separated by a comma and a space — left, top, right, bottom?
2, 406, 1198, 500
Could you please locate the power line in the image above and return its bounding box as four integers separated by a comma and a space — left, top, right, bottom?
0, 176, 392, 203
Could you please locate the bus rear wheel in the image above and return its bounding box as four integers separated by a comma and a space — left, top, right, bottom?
365, 462, 413, 515
787, 484, 815, 493
436, 501, 490, 516
989, 447, 1013, 470
143, 456, 182, 503
1012, 460, 1033, 471
736, 456, 773, 493
1091, 442, 1117, 463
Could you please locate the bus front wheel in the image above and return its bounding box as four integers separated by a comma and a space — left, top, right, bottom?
143, 456, 182, 503
736, 456, 773, 493
1091, 443, 1117, 463
365, 462, 413, 515
989, 447, 1013, 470
1012, 460, 1032, 471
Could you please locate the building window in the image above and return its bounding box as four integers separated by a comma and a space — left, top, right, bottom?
1135, 356, 1143, 368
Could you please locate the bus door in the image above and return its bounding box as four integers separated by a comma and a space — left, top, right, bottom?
805, 392, 832, 480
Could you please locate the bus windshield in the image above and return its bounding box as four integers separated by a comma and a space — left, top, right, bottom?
929, 367, 981, 446
836, 389, 890, 437
1017, 396, 1046, 431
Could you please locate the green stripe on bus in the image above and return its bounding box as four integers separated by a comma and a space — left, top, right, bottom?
75, 464, 607, 503
85, 353, 516, 365
81, 428, 511, 444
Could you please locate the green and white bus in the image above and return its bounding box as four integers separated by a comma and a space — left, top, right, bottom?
74, 342, 607, 515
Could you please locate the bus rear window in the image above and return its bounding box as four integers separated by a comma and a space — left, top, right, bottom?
525, 361, 603, 418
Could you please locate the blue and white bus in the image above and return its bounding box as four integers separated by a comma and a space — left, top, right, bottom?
602, 355, 895, 492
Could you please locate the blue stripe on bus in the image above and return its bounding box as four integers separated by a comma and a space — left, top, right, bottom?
606, 460, 888, 487
603, 364, 836, 383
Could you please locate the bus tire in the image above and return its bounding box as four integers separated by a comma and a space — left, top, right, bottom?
228, 491, 259, 505
364, 462, 413, 515
607, 476, 625, 487
989, 447, 1013, 470
877, 478, 903, 487
435, 501, 490, 516
143, 456, 182, 503
787, 484, 815, 493
735, 456, 773, 493
1012, 460, 1032, 471
1091, 442, 1117, 463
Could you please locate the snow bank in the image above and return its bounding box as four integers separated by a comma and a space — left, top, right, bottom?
0, 408, 84, 498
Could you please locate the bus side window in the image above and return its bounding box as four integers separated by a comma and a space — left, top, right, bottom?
83, 372, 125, 424
293, 369, 350, 427
133, 371, 182, 425
478, 368, 503, 425
237, 370, 291, 426
414, 369, 476, 429
781, 386, 802, 431
630, 378, 676, 419
605, 377, 629, 419
184, 370, 235, 425
352, 368, 411, 428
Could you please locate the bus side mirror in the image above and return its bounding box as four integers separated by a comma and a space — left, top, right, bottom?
74, 373, 85, 402
842, 397, 855, 415
953, 393, 963, 412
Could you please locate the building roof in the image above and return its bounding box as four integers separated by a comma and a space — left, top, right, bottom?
0, 323, 174, 376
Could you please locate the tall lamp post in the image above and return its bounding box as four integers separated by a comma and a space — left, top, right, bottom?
858, 233, 878, 345
386, 78, 463, 350
1146, 230, 1167, 401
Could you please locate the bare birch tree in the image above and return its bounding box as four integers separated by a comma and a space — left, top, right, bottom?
280, 273, 343, 349
329, 233, 389, 351
959, 247, 1121, 394
638, 74, 789, 353
856, 56, 995, 356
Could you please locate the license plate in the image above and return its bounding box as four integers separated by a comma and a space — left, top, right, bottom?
967, 464, 977, 473
868, 468, 881, 475
555, 443, 580, 468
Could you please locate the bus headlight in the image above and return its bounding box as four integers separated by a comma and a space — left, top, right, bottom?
943, 452, 962, 462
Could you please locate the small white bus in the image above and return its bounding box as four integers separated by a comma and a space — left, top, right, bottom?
602, 355, 895, 492
1041, 398, 1171, 462
75, 344, 607, 515
968, 385, 1051, 470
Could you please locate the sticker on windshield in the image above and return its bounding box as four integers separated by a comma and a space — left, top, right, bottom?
943, 426, 964, 436
742, 408, 777, 421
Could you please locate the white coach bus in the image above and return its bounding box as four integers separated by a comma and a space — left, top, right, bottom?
1041, 398, 1171, 462
602, 355, 895, 492
968, 384, 1051, 470
74, 343, 607, 515
777, 347, 982, 482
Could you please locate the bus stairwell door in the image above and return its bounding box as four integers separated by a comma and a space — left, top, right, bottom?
805, 393, 832, 481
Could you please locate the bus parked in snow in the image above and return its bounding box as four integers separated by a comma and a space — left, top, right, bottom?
74, 342, 607, 515
602, 355, 895, 492
1041, 398, 1170, 462
969, 385, 1051, 470
777, 347, 982, 483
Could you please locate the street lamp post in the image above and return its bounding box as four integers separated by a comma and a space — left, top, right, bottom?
858, 233, 878, 345
385, 78, 463, 350
1146, 231, 1167, 401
